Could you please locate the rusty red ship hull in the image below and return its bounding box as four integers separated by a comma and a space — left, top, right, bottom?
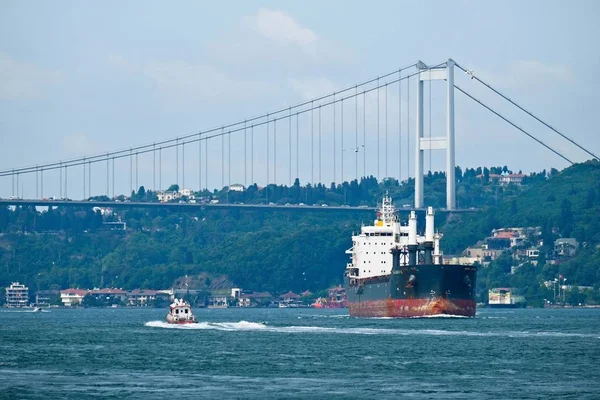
345, 264, 477, 318
348, 298, 475, 318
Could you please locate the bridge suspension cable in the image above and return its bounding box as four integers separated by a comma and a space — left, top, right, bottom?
454, 61, 599, 161
0, 62, 443, 182
454, 84, 573, 164
0, 62, 421, 178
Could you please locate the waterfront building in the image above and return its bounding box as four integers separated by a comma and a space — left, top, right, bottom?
5, 282, 29, 307
60, 289, 88, 306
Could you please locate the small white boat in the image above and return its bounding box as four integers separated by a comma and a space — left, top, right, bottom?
32, 307, 42, 312
166, 299, 197, 324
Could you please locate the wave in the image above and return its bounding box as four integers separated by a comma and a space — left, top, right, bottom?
145, 320, 599, 339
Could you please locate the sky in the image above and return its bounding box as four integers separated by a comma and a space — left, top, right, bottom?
1, 0, 599, 199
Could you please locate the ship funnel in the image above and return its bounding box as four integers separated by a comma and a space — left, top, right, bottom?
423, 207, 435, 264
408, 211, 418, 266
408, 211, 417, 246
425, 207, 434, 242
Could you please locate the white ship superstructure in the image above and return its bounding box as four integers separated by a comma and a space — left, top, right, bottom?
345, 195, 442, 280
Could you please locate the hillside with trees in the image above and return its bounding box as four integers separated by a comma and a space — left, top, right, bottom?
1, 161, 599, 305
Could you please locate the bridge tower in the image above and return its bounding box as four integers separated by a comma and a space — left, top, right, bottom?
414, 58, 456, 210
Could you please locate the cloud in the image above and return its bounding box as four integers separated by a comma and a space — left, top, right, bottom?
288, 77, 337, 100
510, 59, 573, 83
142, 60, 268, 108
0, 53, 62, 100
245, 8, 317, 54
466, 59, 574, 90
61, 133, 98, 157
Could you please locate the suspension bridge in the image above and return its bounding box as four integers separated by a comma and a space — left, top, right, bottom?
1, 58, 597, 212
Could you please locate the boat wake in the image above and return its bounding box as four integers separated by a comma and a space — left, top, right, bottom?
145, 321, 599, 339
410, 314, 470, 319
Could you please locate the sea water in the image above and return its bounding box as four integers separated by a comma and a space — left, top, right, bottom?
0, 307, 599, 399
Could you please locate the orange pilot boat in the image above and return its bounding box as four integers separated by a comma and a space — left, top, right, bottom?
166, 298, 197, 324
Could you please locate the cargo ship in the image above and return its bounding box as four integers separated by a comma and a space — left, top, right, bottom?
343, 195, 477, 318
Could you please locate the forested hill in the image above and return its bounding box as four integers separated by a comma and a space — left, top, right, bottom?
443, 160, 600, 304
1, 161, 599, 300
443, 160, 600, 253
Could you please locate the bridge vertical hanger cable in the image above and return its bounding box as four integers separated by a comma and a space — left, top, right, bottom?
136, 152, 139, 192
319, 105, 322, 183
88, 161, 91, 198
16, 172, 19, 199
288, 108, 292, 186
266, 118, 269, 203
311, 102, 314, 183
250, 125, 254, 185
407, 76, 410, 182
175, 139, 179, 190
59, 164, 62, 198
153, 145, 156, 191
296, 113, 299, 182
363, 91, 366, 179
355, 85, 358, 181
41, 169, 43, 199
377, 77, 380, 180
228, 131, 231, 187
333, 94, 336, 184
83, 159, 86, 199
36, 168, 38, 199
274, 120, 277, 185
243, 122, 247, 188
112, 157, 115, 198
64, 167, 67, 198
204, 137, 208, 191
341, 98, 344, 183
205, 136, 209, 191
385, 83, 388, 178
182, 144, 185, 191
221, 128, 225, 189
198, 134, 202, 191
245, 122, 248, 188
454, 62, 599, 161
159, 148, 162, 193
106, 154, 109, 196
128, 151, 131, 194
398, 69, 402, 182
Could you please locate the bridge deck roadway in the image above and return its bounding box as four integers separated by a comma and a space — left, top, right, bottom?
0, 199, 478, 213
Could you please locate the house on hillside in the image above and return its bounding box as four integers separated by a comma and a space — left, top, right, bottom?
499, 173, 525, 186
554, 238, 579, 258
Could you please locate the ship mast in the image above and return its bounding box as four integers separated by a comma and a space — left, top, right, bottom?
379, 192, 396, 226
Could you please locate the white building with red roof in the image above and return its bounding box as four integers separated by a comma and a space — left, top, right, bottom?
60, 289, 89, 306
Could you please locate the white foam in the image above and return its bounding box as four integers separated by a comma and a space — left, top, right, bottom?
145, 320, 267, 331
145, 320, 599, 339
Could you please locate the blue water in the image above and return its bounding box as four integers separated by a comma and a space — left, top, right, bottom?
1, 307, 599, 399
